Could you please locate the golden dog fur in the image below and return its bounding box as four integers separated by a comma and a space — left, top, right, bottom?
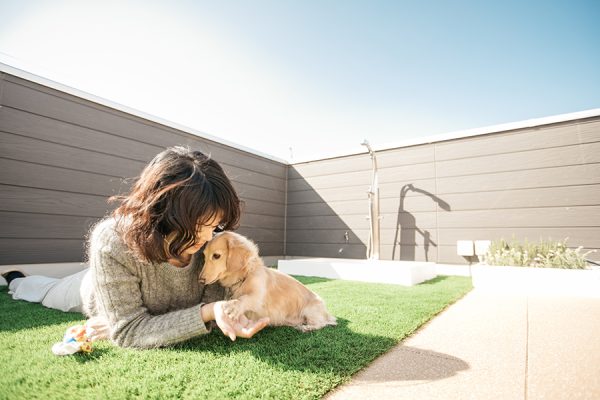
200, 232, 337, 332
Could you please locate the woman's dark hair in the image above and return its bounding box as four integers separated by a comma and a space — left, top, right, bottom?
109, 146, 241, 263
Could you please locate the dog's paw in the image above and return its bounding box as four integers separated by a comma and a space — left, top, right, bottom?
223, 299, 243, 321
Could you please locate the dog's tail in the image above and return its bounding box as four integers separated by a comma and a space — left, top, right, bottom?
298, 301, 337, 332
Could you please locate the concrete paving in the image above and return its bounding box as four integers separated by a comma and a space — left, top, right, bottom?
325, 289, 600, 400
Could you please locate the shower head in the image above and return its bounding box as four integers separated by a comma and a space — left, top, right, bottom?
361, 139, 374, 155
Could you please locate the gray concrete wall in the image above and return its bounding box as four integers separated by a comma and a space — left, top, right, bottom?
287, 117, 600, 264
0, 72, 286, 265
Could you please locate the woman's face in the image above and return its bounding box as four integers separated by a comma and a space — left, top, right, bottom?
180, 214, 224, 257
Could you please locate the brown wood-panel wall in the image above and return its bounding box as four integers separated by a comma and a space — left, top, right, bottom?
2, 70, 599, 266
0, 72, 286, 264
287, 118, 600, 264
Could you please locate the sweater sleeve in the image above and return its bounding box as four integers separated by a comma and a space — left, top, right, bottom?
89, 229, 210, 349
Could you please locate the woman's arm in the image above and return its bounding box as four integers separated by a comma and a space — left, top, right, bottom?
90, 245, 210, 348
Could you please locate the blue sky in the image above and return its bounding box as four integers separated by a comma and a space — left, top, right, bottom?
0, 0, 598, 161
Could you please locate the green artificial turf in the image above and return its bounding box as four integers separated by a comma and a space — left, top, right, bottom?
0, 276, 472, 400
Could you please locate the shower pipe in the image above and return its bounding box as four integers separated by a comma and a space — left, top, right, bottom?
361, 140, 380, 260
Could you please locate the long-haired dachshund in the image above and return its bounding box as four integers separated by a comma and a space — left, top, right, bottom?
200, 232, 337, 332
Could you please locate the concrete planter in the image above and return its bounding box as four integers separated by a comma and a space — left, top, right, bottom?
278, 258, 437, 286
471, 265, 600, 297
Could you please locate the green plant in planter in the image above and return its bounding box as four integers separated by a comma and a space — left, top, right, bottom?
484, 237, 594, 269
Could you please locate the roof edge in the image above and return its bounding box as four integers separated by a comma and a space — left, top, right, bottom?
291, 107, 600, 164
1, 55, 598, 166
0, 57, 288, 164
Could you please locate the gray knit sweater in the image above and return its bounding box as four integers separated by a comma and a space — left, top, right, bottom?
81, 217, 224, 348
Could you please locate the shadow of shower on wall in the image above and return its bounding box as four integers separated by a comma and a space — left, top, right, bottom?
286, 167, 453, 262
392, 184, 451, 262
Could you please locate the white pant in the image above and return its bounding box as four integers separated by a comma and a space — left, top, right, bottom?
9, 268, 89, 313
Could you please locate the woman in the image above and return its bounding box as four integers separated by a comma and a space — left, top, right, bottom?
6, 146, 268, 348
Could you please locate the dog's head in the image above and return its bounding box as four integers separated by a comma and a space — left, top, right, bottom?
200, 232, 259, 286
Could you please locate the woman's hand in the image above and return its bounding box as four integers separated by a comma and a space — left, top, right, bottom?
85, 316, 110, 341
201, 301, 269, 341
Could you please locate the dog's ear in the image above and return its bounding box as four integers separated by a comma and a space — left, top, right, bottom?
226, 234, 253, 273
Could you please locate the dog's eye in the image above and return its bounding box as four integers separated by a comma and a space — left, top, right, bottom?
212, 253, 221, 260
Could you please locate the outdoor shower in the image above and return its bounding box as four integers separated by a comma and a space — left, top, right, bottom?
280, 139, 437, 285
361, 140, 380, 260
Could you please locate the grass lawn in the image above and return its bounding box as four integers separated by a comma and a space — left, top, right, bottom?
0, 275, 472, 399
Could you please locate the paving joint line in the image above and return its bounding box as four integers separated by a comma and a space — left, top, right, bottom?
524, 295, 530, 400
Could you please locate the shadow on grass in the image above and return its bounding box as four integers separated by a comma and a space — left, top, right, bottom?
169, 318, 466, 382
70, 347, 112, 363
293, 276, 335, 285
419, 275, 452, 285
0, 287, 84, 332
172, 318, 395, 376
